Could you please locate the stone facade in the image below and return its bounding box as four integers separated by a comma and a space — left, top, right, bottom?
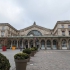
0, 21, 70, 50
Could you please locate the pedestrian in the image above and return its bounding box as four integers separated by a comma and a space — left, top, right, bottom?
20, 45, 22, 51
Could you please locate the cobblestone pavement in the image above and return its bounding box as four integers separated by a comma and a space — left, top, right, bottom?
26, 50, 70, 70
1, 49, 70, 70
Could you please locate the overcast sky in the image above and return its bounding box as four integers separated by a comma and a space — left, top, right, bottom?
0, 0, 70, 30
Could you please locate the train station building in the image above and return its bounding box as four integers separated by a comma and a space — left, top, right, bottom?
0, 21, 70, 50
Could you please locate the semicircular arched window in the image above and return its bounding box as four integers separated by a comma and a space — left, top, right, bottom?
27, 30, 42, 36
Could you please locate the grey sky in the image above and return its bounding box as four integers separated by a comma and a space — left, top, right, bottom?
0, 0, 70, 30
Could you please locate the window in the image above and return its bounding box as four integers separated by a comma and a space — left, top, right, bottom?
68, 25, 70, 28
69, 31, 70, 35
62, 25, 64, 28
1, 31, 4, 37
27, 30, 42, 36
62, 39, 67, 47
2, 26, 5, 30
62, 31, 65, 36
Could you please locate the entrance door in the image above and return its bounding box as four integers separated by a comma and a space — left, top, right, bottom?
69, 40, 70, 49
53, 40, 57, 49
62, 39, 67, 49
25, 40, 28, 48
30, 40, 33, 48
35, 40, 39, 49
41, 45, 45, 49
41, 40, 45, 49
47, 40, 51, 49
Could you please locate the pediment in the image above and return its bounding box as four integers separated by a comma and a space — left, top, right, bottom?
20, 23, 52, 32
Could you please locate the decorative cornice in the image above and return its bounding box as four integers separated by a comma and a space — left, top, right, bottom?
0, 23, 18, 31
0, 35, 70, 38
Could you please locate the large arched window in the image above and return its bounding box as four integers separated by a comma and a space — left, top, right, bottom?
27, 30, 42, 36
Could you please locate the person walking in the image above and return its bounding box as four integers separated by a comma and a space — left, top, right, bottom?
20, 45, 22, 51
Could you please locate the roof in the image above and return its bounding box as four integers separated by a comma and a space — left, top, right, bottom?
19, 22, 52, 31
0, 23, 18, 31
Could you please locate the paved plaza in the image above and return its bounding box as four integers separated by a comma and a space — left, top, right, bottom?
1, 49, 70, 70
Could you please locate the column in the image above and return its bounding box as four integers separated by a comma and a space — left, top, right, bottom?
17, 40, 18, 49
51, 40, 53, 49
22, 40, 23, 49
45, 40, 47, 50
33, 40, 35, 47
28, 40, 29, 48
57, 40, 59, 50
39, 40, 41, 50
59, 42, 62, 50
58, 38, 61, 50
67, 40, 69, 50
10, 40, 12, 49
59, 40, 62, 50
